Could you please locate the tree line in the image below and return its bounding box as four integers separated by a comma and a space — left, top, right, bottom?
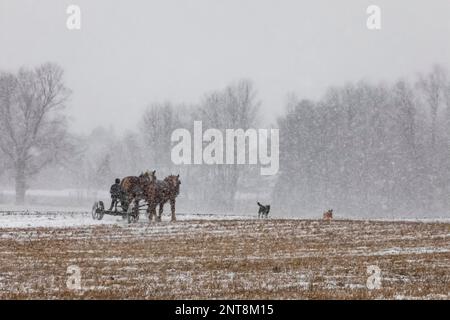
275, 65, 450, 216
1, 63, 449, 217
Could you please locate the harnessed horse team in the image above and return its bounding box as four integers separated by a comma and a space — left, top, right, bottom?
115, 170, 181, 222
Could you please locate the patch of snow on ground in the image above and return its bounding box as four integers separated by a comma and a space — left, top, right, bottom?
0, 210, 254, 229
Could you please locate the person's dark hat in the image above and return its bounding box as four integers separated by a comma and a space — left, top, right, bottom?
115, 178, 120, 184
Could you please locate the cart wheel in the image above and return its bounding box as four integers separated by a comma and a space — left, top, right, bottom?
97, 201, 105, 220
91, 202, 97, 220
91, 201, 104, 220
91, 201, 99, 220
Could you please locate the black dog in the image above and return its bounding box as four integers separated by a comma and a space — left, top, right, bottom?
257, 202, 270, 219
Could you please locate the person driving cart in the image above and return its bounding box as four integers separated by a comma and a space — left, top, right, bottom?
109, 178, 122, 211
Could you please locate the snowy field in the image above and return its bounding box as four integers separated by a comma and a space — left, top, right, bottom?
0, 206, 448, 229
0, 209, 253, 229
0, 210, 449, 299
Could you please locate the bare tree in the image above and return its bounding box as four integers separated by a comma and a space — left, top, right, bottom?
275, 66, 450, 217
0, 63, 71, 204
141, 102, 182, 173
417, 65, 447, 148
198, 79, 260, 211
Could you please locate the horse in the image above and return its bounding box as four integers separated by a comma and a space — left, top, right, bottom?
323, 209, 333, 221
120, 170, 156, 212
145, 174, 181, 222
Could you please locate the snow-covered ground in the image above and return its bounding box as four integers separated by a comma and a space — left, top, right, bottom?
1, 207, 449, 229
0, 216, 448, 299
0, 210, 110, 229
0, 189, 109, 198
0, 208, 255, 229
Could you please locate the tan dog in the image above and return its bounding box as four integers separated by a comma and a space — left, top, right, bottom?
323, 209, 333, 221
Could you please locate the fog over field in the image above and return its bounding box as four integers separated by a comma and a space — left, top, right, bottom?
0, 0, 450, 303
1, 0, 450, 219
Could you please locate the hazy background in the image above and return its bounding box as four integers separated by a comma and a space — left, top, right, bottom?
1, 1, 450, 218
1, 0, 450, 133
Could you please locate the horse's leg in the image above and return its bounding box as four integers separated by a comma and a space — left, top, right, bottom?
152, 204, 157, 222
150, 199, 158, 222
133, 198, 140, 222
157, 203, 163, 222
147, 202, 153, 222
152, 204, 158, 222
170, 198, 176, 222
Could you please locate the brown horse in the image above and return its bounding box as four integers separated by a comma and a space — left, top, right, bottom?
145, 174, 180, 222
120, 170, 156, 211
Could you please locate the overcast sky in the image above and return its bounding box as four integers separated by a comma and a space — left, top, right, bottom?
1, 0, 450, 134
